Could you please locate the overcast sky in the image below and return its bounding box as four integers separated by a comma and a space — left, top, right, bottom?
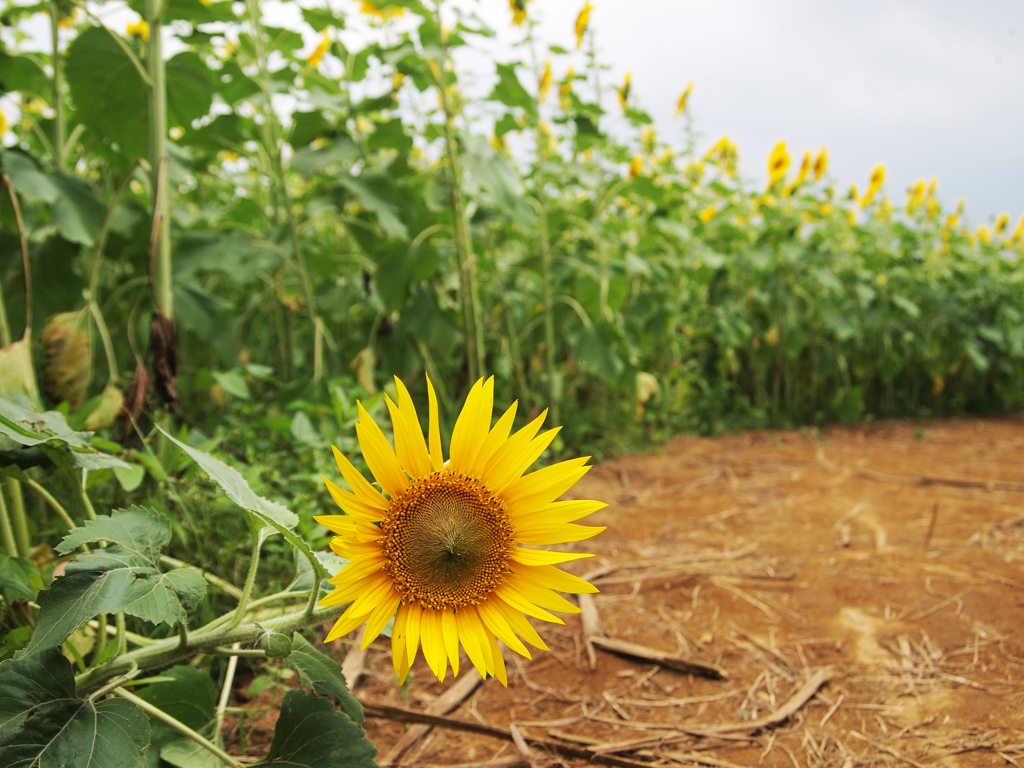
6, 0, 1022, 224
460, 0, 1024, 226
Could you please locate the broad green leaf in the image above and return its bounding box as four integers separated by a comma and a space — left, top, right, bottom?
0, 51, 50, 98
1, 151, 59, 203
114, 463, 146, 492
0, 392, 89, 448
29, 508, 205, 652
0, 555, 42, 604
289, 411, 322, 446
253, 689, 377, 768
286, 634, 363, 725
301, 7, 346, 31
161, 736, 230, 768
336, 172, 408, 240
462, 135, 523, 210
0, 648, 150, 767
56, 505, 169, 558
133, 665, 217, 731
488, 62, 535, 114
49, 171, 108, 246
212, 370, 251, 400
159, 429, 298, 531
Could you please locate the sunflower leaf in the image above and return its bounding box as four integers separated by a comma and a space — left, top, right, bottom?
0, 648, 150, 766
28, 508, 206, 653
158, 428, 298, 531
252, 689, 376, 768
286, 634, 363, 725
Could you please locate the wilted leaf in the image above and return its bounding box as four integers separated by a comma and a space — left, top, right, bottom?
41, 309, 92, 411
150, 312, 178, 411
83, 385, 125, 431
0, 336, 41, 405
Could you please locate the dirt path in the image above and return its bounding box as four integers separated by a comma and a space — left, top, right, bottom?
246, 419, 1024, 767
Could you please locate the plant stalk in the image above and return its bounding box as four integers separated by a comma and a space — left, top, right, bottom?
227, 534, 263, 630
49, 2, 65, 170
0, 490, 17, 557
146, 0, 172, 318
114, 688, 244, 768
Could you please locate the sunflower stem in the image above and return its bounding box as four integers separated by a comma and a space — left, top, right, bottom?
74, 602, 348, 697
227, 534, 263, 630
114, 688, 244, 768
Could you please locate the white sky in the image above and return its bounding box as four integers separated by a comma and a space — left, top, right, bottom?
5, 0, 1022, 224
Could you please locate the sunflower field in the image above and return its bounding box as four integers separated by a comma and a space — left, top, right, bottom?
0, 0, 1023, 765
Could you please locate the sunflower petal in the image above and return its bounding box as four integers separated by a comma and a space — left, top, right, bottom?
315, 514, 355, 534
471, 400, 517, 477
449, 378, 494, 474
466, 606, 495, 677
455, 607, 489, 678
388, 379, 431, 478
426, 374, 445, 472
513, 564, 599, 594
321, 478, 382, 520
405, 602, 422, 667
477, 599, 530, 658
392, 604, 410, 680
482, 411, 547, 493
356, 402, 408, 499
492, 597, 550, 651
504, 574, 582, 614
493, 583, 565, 624
515, 523, 606, 545
325, 602, 372, 642
441, 608, 460, 677
363, 589, 402, 647
487, 632, 508, 687
509, 549, 595, 567
503, 463, 591, 514
489, 427, 561, 495
332, 445, 389, 509
420, 608, 447, 681
513, 499, 607, 527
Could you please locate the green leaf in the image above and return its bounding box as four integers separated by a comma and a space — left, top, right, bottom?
462, 135, 523, 210
1, 151, 59, 203
66, 29, 214, 159
161, 736, 230, 768
212, 370, 251, 400
0, 340, 42, 406
49, 171, 108, 246
133, 665, 217, 731
0, 51, 51, 98
0, 392, 90, 448
28, 508, 206, 652
56, 505, 169, 558
301, 7, 345, 31
253, 689, 377, 768
162, 0, 237, 23
489, 63, 535, 115
337, 172, 408, 240
286, 634, 363, 725
158, 428, 298, 531
0, 648, 150, 767
113, 463, 146, 492
0, 555, 43, 604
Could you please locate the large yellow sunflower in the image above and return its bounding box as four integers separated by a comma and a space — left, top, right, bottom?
316, 376, 604, 686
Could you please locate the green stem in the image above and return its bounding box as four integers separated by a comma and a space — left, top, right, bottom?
214, 643, 240, 739
87, 300, 120, 385
95, 615, 107, 661
159, 555, 244, 600
76, 602, 348, 696
0, 489, 18, 557
78, 482, 97, 521
227, 534, 263, 630
433, 9, 484, 382
114, 688, 244, 768
4, 480, 30, 558
49, 2, 65, 170
526, 197, 558, 424
244, 0, 320, 379
23, 475, 77, 532
146, 0, 172, 318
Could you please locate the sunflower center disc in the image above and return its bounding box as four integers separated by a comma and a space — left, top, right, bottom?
380, 472, 513, 610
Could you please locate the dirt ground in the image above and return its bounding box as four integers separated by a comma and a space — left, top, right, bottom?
235, 418, 1024, 767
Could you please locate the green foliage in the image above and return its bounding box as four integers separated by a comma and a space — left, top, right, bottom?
0, 648, 150, 767
28, 507, 205, 652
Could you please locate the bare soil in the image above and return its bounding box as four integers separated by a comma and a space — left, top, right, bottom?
233, 418, 1024, 767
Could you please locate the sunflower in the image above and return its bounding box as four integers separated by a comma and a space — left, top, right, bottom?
617, 72, 631, 110
316, 377, 605, 686
359, 1, 404, 22
509, 0, 529, 27
767, 141, 790, 185
674, 82, 693, 119
575, 2, 594, 50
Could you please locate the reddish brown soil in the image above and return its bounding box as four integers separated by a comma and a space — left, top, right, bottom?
239, 419, 1024, 767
